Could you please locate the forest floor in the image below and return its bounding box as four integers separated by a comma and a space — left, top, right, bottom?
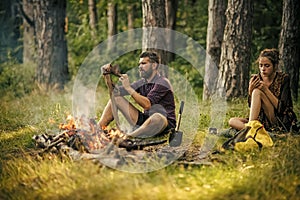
1, 89, 300, 200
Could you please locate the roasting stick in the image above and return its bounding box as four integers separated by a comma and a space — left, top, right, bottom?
103, 74, 121, 131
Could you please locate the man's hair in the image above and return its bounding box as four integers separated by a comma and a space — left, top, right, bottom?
139, 51, 160, 64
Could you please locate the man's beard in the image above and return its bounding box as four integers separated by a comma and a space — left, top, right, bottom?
139, 65, 153, 79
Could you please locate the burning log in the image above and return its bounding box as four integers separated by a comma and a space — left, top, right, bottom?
33, 115, 128, 154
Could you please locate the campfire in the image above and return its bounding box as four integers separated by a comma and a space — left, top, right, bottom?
58, 114, 126, 139
33, 114, 128, 154
33, 113, 172, 155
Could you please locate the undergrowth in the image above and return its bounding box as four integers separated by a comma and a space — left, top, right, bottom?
0, 90, 300, 200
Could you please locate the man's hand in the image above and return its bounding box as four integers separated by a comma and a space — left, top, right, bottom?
101, 64, 112, 75
119, 74, 131, 90
101, 64, 122, 77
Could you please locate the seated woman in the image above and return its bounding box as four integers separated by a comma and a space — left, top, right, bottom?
229, 48, 297, 133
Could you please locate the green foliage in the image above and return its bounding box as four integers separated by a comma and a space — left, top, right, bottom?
0, 0, 23, 64
0, 0, 287, 92
176, 0, 208, 47
0, 93, 300, 199
67, 0, 109, 78
0, 62, 36, 99
169, 57, 204, 99
252, 0, 282, 64
66, 0, 142, 80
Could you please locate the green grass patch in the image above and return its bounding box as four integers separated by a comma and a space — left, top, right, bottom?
1, 90, 300, 200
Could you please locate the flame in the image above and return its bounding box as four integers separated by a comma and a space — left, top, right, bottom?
106, 128, 127, 139
59, 115, 76, 130
59, 115, 127, 139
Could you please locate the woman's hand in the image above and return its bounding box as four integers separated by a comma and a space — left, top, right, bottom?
249, 76, 261, 95
257, 81, 268, 92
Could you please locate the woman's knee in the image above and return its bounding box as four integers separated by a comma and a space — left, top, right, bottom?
251, 88, 263, 97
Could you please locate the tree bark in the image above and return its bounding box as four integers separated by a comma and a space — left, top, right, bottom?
278, 0, 300, 100
127, 4, 134, 44
88, 0, 98, 39
33, 0, 69, 91
165, 0, 178, 63
107, 1, 117, 51
218, 0, 253, 99
203, 0, 226, 100
22, 0, 35, 64
142, 0, 168, 77
127, 4, 134, 30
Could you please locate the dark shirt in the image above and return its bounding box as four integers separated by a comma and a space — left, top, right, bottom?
248, 72, 297, 131
119, 74, 176, 128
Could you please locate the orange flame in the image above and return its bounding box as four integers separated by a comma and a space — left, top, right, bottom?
59, 115, 76, 130
58, 115, 127, 139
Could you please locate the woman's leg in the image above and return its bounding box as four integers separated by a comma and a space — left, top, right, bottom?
249, 89, 276, 123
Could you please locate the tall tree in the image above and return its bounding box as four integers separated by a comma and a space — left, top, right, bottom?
203, 0, 226, 100
127, 4, 134, 30
278, 0, 300, 100
142, 0, 168, 77
107, 1, 117, 51
165, 0, 178, 63
33, 0, 69, 91
127, 3, 134, 44
88, 0, 98, 39
20, 0, 35, 64
217, 0, 253, 99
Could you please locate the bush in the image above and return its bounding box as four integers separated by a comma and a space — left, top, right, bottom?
0, 62, 36, 99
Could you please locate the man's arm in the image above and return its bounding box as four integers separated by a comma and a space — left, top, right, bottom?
119, 74, 151, 110
128, 88, 151, 110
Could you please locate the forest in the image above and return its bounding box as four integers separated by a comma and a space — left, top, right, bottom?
1, 0, 300, 199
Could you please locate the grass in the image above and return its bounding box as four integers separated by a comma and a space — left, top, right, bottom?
1, 89, 300, 200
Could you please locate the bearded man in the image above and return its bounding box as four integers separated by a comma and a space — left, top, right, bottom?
98, 51, 176, 138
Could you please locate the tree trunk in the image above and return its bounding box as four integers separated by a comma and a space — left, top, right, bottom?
278, 0, 300, 100
22, 0, 35, 64
127, 4, 134, 44
165, 0, 178, 63
203, 0, 226, 100
127, 4, 134, 30
33, 0, 69, 91
107, 1, 117, 51
218, 0, 253, 99
142, 0, 168, 77
88, 0, 98, 39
